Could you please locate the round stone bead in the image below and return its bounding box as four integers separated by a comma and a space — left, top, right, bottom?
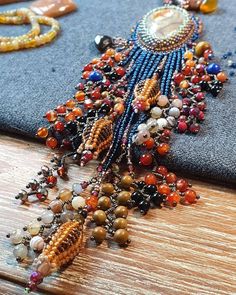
195, 41, 211, 57
50, 200, 63, 213
114, 206, 128, 218
113, 218, 127, 230
72, 196, 86, 210
98, 196, 111, 210
137, 123, 148, 131
93, 210, 107, 225
13, 244, 28, 260
171, 99, 182, 109
89, 71, 103, 82
27, 221, 41, 236
114, 229, 129, 245
150, 107, 162, 119
92, 226, 106, 243
157, 95, 169, 107
168, 107, 180, 118
157, 118, 168, 130
120, 175, 134, 188
10, 229, 23, 244
59, 188, 72, 201
117, 191, 131, 205
30, 236, 45, 251
146, 118, 158, 131
41, 210, 54, 224
101, 183, 114, 195
94, 35, 113, 52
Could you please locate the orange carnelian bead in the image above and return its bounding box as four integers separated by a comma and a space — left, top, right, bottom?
72, 107, 83, 117
66, 99, 76, 109
75, 91, 85, 102
166, 191, 180, 205
108, 58, 115, 67
179, 80, 189, 89
37, 127, 48, 138
156, 166, 168, 177
114, 103, 124, 114
140, 153, 153, 166
91, 58, 100, 64
114, 52, 122, 62
106, 48, 115, 56
56, 105, 66, 114
144, 138, 155, 149
46, 137, 58, 149
101, 53, 110, 61
186, 60, 196, 67
184, 51, 193, 60
201, 75, 211, 82
200, 0, 218, 14
184, 189, 197, 203
82, 71, 91, 79
166, 173, 177, 184
86, 195, 98, 210
157, 143, 170, 156
54, 121, 65, 132
217, 72, 227, 83
145, 173, 157, 185
176, 179, 189, 192
45, 110, 57, 122
65, 112, 75, 122
158, 184, 171, 195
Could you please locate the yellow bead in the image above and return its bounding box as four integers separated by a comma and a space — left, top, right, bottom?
184, 51, 193, 60
200, 0, 218, 14
195, 41, 211, 57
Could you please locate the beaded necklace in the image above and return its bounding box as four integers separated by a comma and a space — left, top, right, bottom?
7, 4, 227, 293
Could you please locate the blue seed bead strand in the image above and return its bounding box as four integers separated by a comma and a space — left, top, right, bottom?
135, 52, 153, 81
121, 46, 141, 66
163, 52, 178, 95
175, 48, 183, 73
147, 54, 164, 79
160, 52, 174, 94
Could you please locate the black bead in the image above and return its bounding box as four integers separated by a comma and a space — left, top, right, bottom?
138, 200, 150, 215
94, 35, 113, 52
99, 103, 110, 114
143, 184, 157, 195
71, 134, 82, 150
80, 209, 88, 219
66, 121, 78, 135
87, 109, 96, 117
210, 81, 223, 97
199, 80, 211, 92
150, 192, 163, 207
131, 191, 144, 206
77, 116, 86, 124
103, 65, 112, 73
136, 181, 146, 189
109, 72, 119, 81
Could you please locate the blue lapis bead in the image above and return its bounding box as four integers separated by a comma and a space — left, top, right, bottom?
206, 63, 221, 75
89, 71, 103, 82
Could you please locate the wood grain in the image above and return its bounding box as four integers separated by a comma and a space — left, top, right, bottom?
0, 133, 236, 295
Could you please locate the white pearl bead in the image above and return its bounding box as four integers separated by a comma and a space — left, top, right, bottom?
137, 130, 150, 143
72, 196, 85, 210
157, 95, 169, 107
10, 229, 23, 245
41, 211, 54, 224
171, 99, 182, 109
150, 107, 162, 119
167, 116, 176, 127
157, 118, 168, 130
72, 183, 83, 194
30, 236, 45, 251
13, 244, 28, 259
168, 107, 180, 118
137, 123, 147, 131
27, 221, 41, 236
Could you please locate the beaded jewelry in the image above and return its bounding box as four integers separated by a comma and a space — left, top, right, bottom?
0, 8, 60, 52
6, 5, 227, 293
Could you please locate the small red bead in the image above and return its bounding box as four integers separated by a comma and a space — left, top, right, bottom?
116, 67, 126, 76
145, 173, 157, 185
158, 184, 171, 195
156, 166, 168, 177
140, 154, 153, 166
184, 189, 197, 204
166, 191, 180, 205
46, 137, 58, 149
84, 64, 93, 71
45, 110, 57, 122
182, 65, 192, 76
195, 92, 205, 101
174, 73, 185, 85
56, 105, 66, 114
177, 121, 188, 133
46, 175, 57, 186
176, 179, 189, 192
191, 75, 201, 84
166, 173, 177, 184
91, 89, 101, 100
144, 138, 155, 149
54, 121, 65, 132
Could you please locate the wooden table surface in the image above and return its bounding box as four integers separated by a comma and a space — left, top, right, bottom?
0, 133, 235, 295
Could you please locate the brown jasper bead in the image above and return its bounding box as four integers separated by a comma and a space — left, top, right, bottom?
50, 200, 63, 213
114, 229, 129, 245
114, 206, 128, 218
93, 210, 107, 225
195, 41, 211, 57
117, 191, 131, 205
98, 196, 111, 210
120, 175, 134, 188
101, 183, 114, 195
113, 218, 127, 230
59, 188, 72, 201
92, 226, 106, 243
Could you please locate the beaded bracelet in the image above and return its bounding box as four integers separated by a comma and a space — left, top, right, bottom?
0, 8, 60, 52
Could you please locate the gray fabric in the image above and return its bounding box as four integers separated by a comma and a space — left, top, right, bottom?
0, 0, 236, 183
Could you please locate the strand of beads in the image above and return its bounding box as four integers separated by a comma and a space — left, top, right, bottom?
0, 8, 60, 52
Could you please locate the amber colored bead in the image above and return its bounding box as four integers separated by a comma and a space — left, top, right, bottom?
46, 175, 57, 186
114, 52, 122, 62
98, 196, 111, 210
54, 121, 65, 132
117, 191, 131, 205
217, 72, 227, 83
45, 110, 57, 122
158, 184, 171, 195
57, 166, 66, 177
50, 199, 63, 213
75, 91, 85, 102
91, 58, 100, 64
82, 71, 91, 79
113, 218, 127, 230
166, 173, 177, 184
186, 60, 196, 67
59, 188, 72, 201
65, 112, 75, 122
114, 206, 128, 218
176, 179, 189, 192
93, 210, 107, 225
184, 51, 193, 60
114, 103, 125, 114
101, 183, 114, 195
179, 80, 189, 89
56, 105, 66, 114
92, 226, 106, 243
156, 166, 168, 177
184, 189, 197, 203
37, 127, 48, 138
114, 229, 129, 245
144, 138, 155, 149
200, 0, 218, 14
145, 173, 157, 185
195, 41, 211, 57
46, 137, 58, 149
105, 48, 115, 56
86, 195, 98, 210
120, 175, 133, 188
157, 143, 170, 156
66, 99, 76, 109
72, 107, 83, 117
166, 191, 180, 205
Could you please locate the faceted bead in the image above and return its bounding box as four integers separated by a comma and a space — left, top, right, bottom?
59, 188, 72, 201
200, 0, 218, 14
37, 127, 48, 138
157, 143, 170, 156
166, 192, 180, 205
93, 210, 107, 225
144, 138, 155, 149
156, 166, 168, 177
10, 229, 23, 244
114, 229, 129, 245
54, 121, 65, 132
158, 184, 171, 195
176, 179, 189, 192
86, 195, 98, 210
184, 189, 197, 203
27, 221, 41, 236
30, 236, 44, 251
94, 35, 113, 52
13, 244, 28, 260
166, 173, 177, 184
50, 200, 63, 213
195, 41, 211, 57
72, 196, 86, 210
45, 110, 57, 122
140, 153, 153, 166
92, 226, 106, 243
145, 173, 157, 185
113, 218, 127, 230
41, 211, 54, 224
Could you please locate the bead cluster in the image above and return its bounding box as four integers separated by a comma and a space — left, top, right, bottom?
163, 0, 218, 14
0, 8, 60, 52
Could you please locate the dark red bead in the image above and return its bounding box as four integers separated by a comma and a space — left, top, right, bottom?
177, 121, 188, 133
156, 165, 168, 177
54, 121, 65, 132
182, 98, 191, 106
56, 105, 66, 114
189, 107, 200, 117
115, 67, 126, 76
176, 179, 188, 192
195, 92, 205, 101
140, 154, 153, 166
198, 101, 207, 111
198, 111, 205, 121
191, 75, 201, 84
174, 73, 185, 85
195, 64, 205, 73
189, 123, 200, 134
91, 89, 101, 100
182, 65, 192, 76
84, 64, 93, 71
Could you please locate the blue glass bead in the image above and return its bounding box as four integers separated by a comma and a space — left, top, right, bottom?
230, 63, 236, 69
222, 54, 228, 60
89, 71, 103, 82
206, 63, 221, 75
229, 71, 235, 77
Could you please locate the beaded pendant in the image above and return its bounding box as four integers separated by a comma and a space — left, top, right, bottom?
7, 5, 227, 293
